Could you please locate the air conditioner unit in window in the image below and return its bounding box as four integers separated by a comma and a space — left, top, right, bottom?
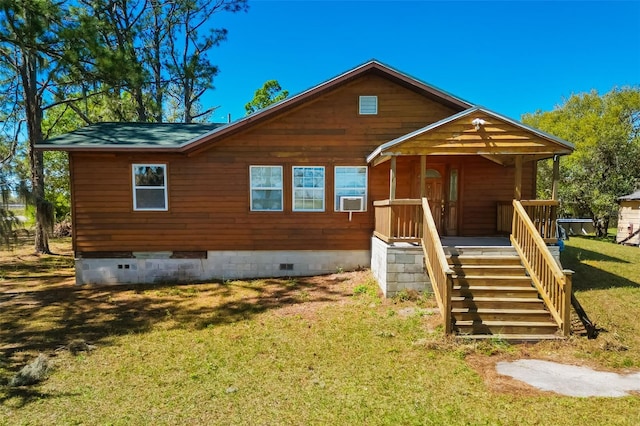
340, 196, 365, 212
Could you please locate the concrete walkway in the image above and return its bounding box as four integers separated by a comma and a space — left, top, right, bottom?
496, 359, 640, 397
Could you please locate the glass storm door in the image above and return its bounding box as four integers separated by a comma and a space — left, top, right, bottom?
445, 168, 459, 236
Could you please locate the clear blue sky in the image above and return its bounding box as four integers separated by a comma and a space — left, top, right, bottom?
205, 0, 640, 123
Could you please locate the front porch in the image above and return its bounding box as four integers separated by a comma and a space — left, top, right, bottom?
370, 198, 570, 340
364, 107, 577, 339
371, 199, 562, 299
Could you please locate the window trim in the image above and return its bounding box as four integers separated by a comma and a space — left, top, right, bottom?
359, 95, 378, 115
132, 163, 168, 211
334, 166, 368, 212
292, 165, 325, 212
249, 165, 284, 212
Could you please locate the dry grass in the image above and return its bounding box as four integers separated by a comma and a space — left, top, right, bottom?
1, 237, 639, 425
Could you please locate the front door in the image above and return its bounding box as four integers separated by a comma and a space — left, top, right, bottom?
413, 164, 445, 234
425, 169, 444, 233
414, 162, 458, 236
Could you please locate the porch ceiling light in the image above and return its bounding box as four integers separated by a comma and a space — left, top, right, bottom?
472, 118, 486, 130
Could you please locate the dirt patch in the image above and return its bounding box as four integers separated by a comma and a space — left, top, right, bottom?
272, 270, 371, 319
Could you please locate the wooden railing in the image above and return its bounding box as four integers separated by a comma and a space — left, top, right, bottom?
373, 199, 423, 243
421, 197, 455, 334
498, 200, 559, 243
521, 200, 559, 243
511, 200, 573, 336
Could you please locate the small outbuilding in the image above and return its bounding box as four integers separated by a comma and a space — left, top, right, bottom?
617, 190, 640, 246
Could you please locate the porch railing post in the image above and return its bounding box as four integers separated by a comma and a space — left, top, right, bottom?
420, 155, 426, 198
514, 155, 523, 201
552, 155, 560, 201
562, 270, 573, 337
389, 156, 396, 201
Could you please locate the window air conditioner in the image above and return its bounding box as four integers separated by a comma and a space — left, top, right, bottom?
340, 196, 365, 212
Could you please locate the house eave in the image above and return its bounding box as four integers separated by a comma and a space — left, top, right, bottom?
367, 106, 575, 164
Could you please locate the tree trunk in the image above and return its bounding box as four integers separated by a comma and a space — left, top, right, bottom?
20, 49, 50, 254
134, 87, 147, 122
151, 0, 163, 123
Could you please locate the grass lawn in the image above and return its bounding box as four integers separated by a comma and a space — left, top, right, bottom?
1, 237, 639, 425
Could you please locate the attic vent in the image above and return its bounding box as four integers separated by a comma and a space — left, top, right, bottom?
359, 96, 378, 115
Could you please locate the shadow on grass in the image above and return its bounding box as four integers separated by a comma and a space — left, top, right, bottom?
0, 256, 74, 277
561, 245, 638, 291
0, 272, 357, 382
0, 387, 80, 409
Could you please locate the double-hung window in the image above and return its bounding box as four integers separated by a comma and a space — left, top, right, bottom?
334, 166, 367, 211
250, 166, 283, 211
132, 164, 168, 211
292, 166, 325, 212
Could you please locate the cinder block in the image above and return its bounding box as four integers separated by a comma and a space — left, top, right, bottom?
388, 263, 405, 273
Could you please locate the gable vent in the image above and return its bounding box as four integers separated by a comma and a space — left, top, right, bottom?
359, 96, 378, 115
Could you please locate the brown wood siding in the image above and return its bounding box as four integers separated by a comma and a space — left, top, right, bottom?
72, 75, 460, 254
458, 156, 535, 236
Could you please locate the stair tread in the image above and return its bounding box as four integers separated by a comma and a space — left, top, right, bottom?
455, 320, 557, 326
453, 285, 537, 291
452, 307, 550, 314
451, 296, 541, 302
452, 274, 530, 279
455, 334, 565, 341
451, 264, 525, 268
448, 255, 520, 258
447, 254, 519, 258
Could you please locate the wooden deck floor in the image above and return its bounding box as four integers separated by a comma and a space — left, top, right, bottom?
441, 237, 511, 247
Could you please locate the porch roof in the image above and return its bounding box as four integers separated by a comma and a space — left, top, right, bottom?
367, 107, 574, 166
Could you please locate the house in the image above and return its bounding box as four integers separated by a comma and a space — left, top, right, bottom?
37, 60, 577, 339
617, 190, 640, 246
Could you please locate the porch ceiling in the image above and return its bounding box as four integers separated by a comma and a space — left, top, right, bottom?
367, 107, 574, 167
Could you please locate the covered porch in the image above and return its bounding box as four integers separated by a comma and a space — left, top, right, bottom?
367, 107, 572, 243
367, 107, 576, 339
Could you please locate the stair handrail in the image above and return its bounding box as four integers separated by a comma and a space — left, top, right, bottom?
421, 197, 455, 334
511, 200, 573, 336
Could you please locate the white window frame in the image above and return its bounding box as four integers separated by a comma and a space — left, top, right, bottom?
334, 166, 368, 212
250, 165, 284, 212
359, 95, 378, 115
292, 166, 325, 212
132, 164, 168, 211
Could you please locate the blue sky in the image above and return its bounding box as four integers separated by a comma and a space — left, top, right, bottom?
205, 0, 640, 123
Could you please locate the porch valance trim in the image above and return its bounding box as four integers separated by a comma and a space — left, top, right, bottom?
366, 106, 574, 164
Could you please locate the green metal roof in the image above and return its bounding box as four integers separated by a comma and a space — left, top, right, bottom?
36, 122, 226, 150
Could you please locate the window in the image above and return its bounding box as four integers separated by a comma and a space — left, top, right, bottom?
449, 169, 458, 202
250, 166, 283, 211
293, 166, 325, 211
359, 96, 378, 115
132, 164, 168, 211
335, 166, 367, 211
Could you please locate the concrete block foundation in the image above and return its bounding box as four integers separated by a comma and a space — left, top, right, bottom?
371, 237, 432, 297
76, 249, 370, 285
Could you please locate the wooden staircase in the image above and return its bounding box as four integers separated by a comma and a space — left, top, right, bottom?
446, 246, 562, 340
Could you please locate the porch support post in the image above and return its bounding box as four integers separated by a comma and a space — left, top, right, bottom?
389, 155, 397, 200
420, 155, 426, 198
514, 155, 523, 201
552, 155, 560, 200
